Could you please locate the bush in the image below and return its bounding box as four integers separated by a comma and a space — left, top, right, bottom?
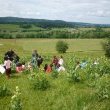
95, 75, 110, 101
31, 73, 50, 91
67, 68, 81, 83
56, 41, 68, 53
103, 39, 110, 58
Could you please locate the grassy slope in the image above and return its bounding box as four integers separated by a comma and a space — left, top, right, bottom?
0, 72, 110, 110
0, 39, 109, 110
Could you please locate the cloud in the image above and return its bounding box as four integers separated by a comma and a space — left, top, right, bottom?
0, 0, 110, 24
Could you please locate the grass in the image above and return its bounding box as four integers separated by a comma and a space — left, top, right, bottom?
0, 39, 104, 54
0, 72, 110, 110
0, 39, 109, 110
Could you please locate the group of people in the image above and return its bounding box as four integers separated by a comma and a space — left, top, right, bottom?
3, 49, 20, 78
44, 55, 65, 73
74, 59, 99, 70
0, 49, 65, 79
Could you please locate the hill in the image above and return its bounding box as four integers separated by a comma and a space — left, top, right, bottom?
0, 17, 110, 28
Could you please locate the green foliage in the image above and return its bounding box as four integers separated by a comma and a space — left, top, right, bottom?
95, 75, 110, 101
56, 41, 68, 53
51, 69, 59, 78
0, 85, 11, 97
1, 24, 110, 39
30, 73, 50, 91
10, 86, 22, 110
103, 39, 110, 58
67, 68, 81, 83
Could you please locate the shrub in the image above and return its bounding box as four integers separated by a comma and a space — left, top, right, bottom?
56, 41, 68, 53
67, 68, 81, 83
95, 75, 110, 101
31, 73, 50, 91
103, 39, 110, 58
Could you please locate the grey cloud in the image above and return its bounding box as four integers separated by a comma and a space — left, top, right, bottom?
0, 0, 110, 24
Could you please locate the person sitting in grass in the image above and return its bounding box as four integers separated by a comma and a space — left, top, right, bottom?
57, 64, 65, 72
37, 55, 43, 68
16, 63, 23, 73
93, 59, 99, 65
44, 64, 53, 73
57, 56, 65, 72
31, 50, 39, 68
22, 62, 25, 70
75, 61, 80, 70
4, 57, 12, 79
58, 56, 64, 66
52, 56, 59, 69
80, 60, 87, 69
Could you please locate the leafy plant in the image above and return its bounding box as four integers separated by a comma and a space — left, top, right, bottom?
31, 73, 50, 91
67, 68, 81, 83
10, 86, 22, 110
102, 38, 110, 58
95, 75, 110, 101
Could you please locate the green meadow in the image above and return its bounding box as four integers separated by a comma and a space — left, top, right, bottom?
0, 39, 104, 54
0, 39, 110, 110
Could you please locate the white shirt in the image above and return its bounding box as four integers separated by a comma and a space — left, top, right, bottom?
4, 60, 12, 69
58, 58, 64, 66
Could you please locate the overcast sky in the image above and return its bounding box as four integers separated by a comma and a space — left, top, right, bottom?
0, 0, 110, 24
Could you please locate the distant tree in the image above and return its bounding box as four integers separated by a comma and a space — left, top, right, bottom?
56, 41, 68, 53
103, 39, 110, 58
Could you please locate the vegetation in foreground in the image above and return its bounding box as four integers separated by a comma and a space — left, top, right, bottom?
0, 55, 110, 110
0, 39, 110, 110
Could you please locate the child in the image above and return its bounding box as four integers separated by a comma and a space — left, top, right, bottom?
80, 60, 87, 69
22, 62, 25, 70
4, 57, 12, 79
31, 50, 38, 68
16, 63, 23, 73
58, 56, 64, 66
57, 66, 65, 72
44, 64, 53, 73
75, 61, 80, 70
52, 56, 59, 69
37, 56, 43, 68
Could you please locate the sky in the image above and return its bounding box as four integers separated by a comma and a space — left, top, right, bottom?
0, 0, 110, 24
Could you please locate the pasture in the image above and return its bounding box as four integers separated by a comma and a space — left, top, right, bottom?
0, 39, 110, 110
0, 39, 104, 54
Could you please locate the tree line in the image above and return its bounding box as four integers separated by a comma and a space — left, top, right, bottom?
0, 28, 110, 39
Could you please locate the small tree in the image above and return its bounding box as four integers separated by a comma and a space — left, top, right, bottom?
103, 39, 110, 58
56, 40, 68, 53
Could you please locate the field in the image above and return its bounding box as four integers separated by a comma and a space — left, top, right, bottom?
0, 39, 110, 110
0, 38, 104, 53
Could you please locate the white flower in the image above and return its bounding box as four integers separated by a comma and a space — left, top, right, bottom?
11, 95, 17, 99
16, 86, 19, 92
